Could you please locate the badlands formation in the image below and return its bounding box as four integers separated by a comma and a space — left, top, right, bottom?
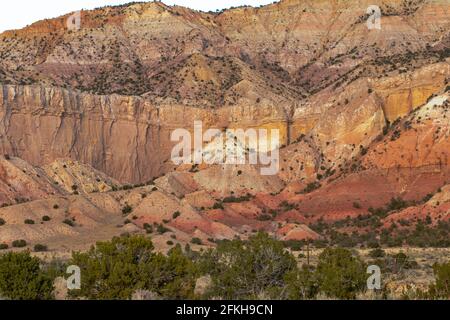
0, 0, 449, 251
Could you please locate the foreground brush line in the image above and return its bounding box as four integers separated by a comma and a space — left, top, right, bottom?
0, 234, 448, 300
0, 0, 450, 261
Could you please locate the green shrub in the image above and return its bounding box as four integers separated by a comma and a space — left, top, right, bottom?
12, 240, 27, 248
369, 248, 385, 258
0, 243, 8, 250
69, 236, 155, 299
257, 214, 272, 221
34, 244, 48, 252
63, 219, 75, 227
212, 202, 224, 210
122, 204, 133, 215
42, 216, 51, 222
143, 223, 153, 234
200, 232, 297, 299
222, 194, 253, 203
157, 224, 170, 235
68, 235, 198, 300
391, 252, 418, 270
302, 182, 321, 194
285, 265, 319, 300
0, 251, 54, 299
191, 238, 203, 245
353, 202, 361, 209
24, 219, 35, 225
427, 261, 450, 299
172, 211, 181, 219
315, 248, 367, 299
0, 218, 5, 226
283, 240, 306, 251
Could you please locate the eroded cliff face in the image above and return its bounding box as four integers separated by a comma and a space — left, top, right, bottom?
0, 0, 448, 184
279, 62, 450, 184
0, 60, 448, 183
373, 63, 450, 121
0, 85, 169, 183
0, 84, 289, 183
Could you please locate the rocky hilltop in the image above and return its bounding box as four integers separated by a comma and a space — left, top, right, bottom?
0, 0, 449, 251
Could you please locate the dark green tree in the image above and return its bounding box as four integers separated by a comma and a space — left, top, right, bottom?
201, 232, 297, 299
315, 248, 367, 299
141, 245, 198, 299
68, 235, 198, 300
0, 251, 54, 300
285, 265, 319, 300
427, 261, 450, 299
69, 235, 155, 300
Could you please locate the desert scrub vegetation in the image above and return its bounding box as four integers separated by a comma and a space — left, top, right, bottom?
24, 219, 35, 225
121, 204, 133, 215
405, 260, 450, 300
63, 233, 301, 300
191, 238, 203, 245
0, 234, 448, 300
222, 193, 254, 203
426, 261, 450, 299
62, 219, 75, 227
68, 235, 198, 300
198, 233, 298, 299
309, 194, 450, 248
285, 248, 367, 300
34, 244, 48, 252
172, 211, 181, 219
0, 251, 54, 300
309, 220, 450, 248
64, 234, 450, 300
297, 181, 321, 194
12, 240, 27, 248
